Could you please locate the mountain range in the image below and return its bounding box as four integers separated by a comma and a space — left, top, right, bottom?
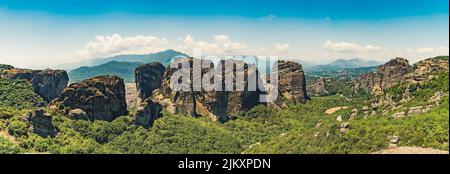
68, 49, 188, 82
304, 58, 383, 72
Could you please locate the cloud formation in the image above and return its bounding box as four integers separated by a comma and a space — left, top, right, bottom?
323, 40, 381, 54
178, 34, 249, 55
273, 43, 290, 54
416, 46, 449, 55
76, 33, 169, 58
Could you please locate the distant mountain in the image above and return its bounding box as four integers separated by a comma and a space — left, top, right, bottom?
59, 49, 188, 70
305, 58, 383, 72
69, 61, 142, 83
67, 49, 188, 83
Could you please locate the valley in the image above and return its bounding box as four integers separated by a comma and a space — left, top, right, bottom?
0, 54, 449, 154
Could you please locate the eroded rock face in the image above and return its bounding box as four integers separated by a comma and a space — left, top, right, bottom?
354, 58, 412, 95
354, 56, 449, 96
272, 60, 309, 104
50, 75, 128, 121
22, 109, 57, 138
135, 62, 166, 101
308, 78, 327, 96
1, 67, 68, 103
31, 69, 69, 103
134, 98, 162, 128
377, 58, 411, 89
151, 58, 263, 122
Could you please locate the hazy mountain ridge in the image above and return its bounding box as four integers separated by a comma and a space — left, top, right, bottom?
69, 61, 142, 83
68, 49, 188, 83
305, 58, 383, 72
68, 54, 383, 83
57, 49, 188, 70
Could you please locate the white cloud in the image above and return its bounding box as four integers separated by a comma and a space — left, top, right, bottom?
178, 34, 249, 55
273, 43, 290, 54
76, 33, 169, 58
437, 46, 450, 55
416, 47, 435, 53
416, 46, 448, 55
323, 40, 381, 54
76, 33, 294, 59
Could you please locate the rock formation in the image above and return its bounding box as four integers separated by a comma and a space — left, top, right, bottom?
354, 56, 449, 95
22, 109, 57, 138
353, 56, 449, 112
134, 98, 162, 128
354, 57, 412, 95
149, 58, 264, 122
50, 75, 128, 121
308, 78, 327, 96
272, 60, 309, 104
0, 67, 68, 103
132, 57, 310, 124
135, 62, 166, 101
31, 69, 69, 102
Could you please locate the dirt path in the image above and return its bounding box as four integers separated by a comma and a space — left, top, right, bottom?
0, 130, 18, 144
374, 146, 449, 154
324, 106, 348, 115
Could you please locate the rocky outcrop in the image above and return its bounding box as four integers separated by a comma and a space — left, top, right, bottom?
31, 69, 69, 102
22, 109, 57, 137
354, 57, 412, 95
50, 75, 128, 121
1, 67, 68, 103
308, 78, 327, 96
354, 56, 449, 96
135, 62, 166, 101
150, 58, 264, 122
134, 98, 162, 128
272, 60, 309, 104
353, 56, 449, 113
391, 112, 406, 119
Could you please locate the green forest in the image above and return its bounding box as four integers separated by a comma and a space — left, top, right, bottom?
1, 70, 448, 154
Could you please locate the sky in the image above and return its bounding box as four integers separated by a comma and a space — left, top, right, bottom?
0, 0, 448, 69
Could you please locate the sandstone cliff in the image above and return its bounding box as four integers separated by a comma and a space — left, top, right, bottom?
272, 60, 310, 104
354, 57, 449, 96
0, 67, 68, 103
50, 75, 128, 121
147, 58, 264, 122
135, 62, 166, 101
21, 109, 57, 138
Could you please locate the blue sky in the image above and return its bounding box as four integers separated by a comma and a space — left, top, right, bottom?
2, 0, 448, 19
0, 0, 448, 68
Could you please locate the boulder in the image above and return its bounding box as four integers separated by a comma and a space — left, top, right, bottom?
336, 115, 343, 122
391, 112, 406, 119
50, 75, 128, 121
135, 62, 166, 101
349, 108, 358, 120
408, 106, 423, 116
